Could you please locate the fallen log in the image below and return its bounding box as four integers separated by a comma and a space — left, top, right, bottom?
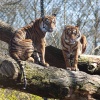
0, 55, 100, 100
45, 46, 100, 75
0, 20, 100, 100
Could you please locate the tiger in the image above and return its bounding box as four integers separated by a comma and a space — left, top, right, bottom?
0, 14, 56, 89
61, 25, 87, 71
9, 14, 56, 67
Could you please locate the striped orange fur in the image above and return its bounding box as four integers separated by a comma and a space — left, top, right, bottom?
9, 15, 56, 67
61, 25, 87, 71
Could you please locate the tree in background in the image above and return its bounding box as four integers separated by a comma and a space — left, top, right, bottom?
0, 0, 100, 55
40, 0, 44, 17
93, 0, 100, 55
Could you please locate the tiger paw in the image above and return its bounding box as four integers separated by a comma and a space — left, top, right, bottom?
39, 61, 49, 67
44, 62, 49, 67
66, 67, 71, 71
71, 67, 79, 71
27, 57, 34, 63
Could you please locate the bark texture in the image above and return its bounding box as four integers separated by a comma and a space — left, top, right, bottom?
0, 20, 100, 74
0, 20, 100, 99
45, 46, 100, 75
0, 20, 15, 43
0, 54, 100, 100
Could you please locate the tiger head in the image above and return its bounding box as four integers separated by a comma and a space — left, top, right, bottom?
40, 14, 56, 32
64, 25, 81, 44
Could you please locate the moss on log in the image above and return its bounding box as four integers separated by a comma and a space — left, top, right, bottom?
0, 20, 100, 74
0, 88, 43, 100
0, 20, 100, 100
0, 54, 100, 100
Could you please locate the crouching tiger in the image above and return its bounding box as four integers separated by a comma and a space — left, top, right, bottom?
61, 25, 87, 71
9, 14, 56, 89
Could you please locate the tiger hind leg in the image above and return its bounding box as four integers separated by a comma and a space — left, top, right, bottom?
71, 53, 79, 71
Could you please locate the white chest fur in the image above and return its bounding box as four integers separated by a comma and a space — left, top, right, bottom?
40, 22, 47, 33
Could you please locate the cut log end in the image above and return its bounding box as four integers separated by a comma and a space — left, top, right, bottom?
0, 60, 18, 79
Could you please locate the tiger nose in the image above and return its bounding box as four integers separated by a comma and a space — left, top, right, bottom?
49, 28, 53, 32
71, 34, 75, 39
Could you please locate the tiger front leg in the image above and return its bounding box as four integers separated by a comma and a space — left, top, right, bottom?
71, 50, 79, 71
36, 43, 49, 67
62, 50, 72, 70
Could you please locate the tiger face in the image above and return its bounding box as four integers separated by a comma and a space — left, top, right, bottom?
64, 26, 81, 44
40, 15, 56, 32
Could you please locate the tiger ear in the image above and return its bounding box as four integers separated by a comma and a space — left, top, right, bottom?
75, 25, 79, 29
66, 25, 70, 30
64, 25, 67, 32
52, 14, 56, 17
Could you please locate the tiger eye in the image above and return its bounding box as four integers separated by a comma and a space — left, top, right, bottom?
52, 19, 55, 24
68, 30, 71, 34
46, 19, 50, 23
73, 30, 76, 34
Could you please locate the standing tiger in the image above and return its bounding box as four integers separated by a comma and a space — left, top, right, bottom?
0, 14, 56, 89
61, 25, 87, 71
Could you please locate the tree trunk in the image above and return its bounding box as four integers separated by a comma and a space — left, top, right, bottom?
0, 54, 100, 100
0, 20, 15, 43
40, 0, 44, 17
45, 46, 100, 75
